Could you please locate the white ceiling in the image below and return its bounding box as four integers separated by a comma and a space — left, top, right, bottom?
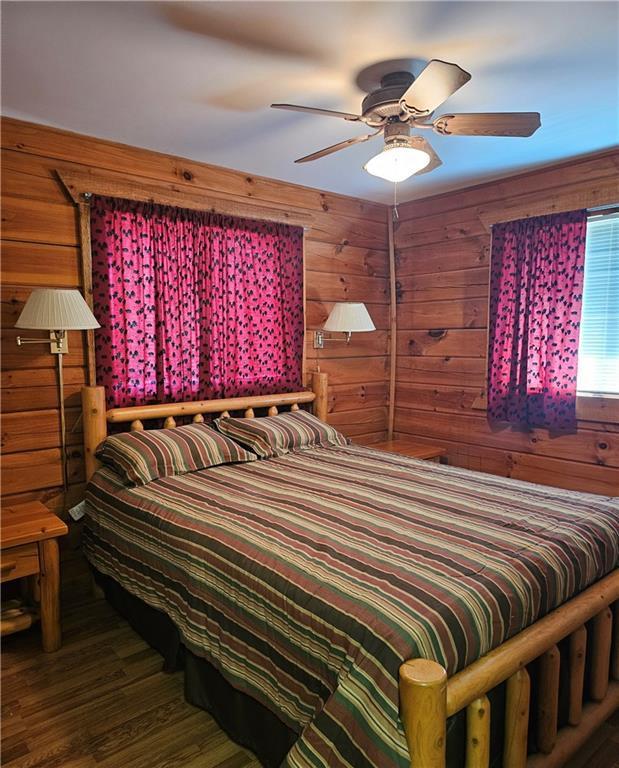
2, 1, 618, 203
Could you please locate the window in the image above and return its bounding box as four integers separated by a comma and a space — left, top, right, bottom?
577, 211, 619, 396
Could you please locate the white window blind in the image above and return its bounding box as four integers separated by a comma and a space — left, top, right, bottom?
577, 212, 619, 396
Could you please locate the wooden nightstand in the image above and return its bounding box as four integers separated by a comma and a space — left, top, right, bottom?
1, 501, 68, 652
369, 439, 447, 463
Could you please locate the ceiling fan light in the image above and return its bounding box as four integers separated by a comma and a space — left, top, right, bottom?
364, 144, 431, 182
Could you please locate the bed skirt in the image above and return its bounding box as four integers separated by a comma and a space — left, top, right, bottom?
93, 568, 518, 767
92, 568, 298, 768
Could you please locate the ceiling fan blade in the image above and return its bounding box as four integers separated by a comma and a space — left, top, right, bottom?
433, 112, 541, 136
272, 103, 361, 121
400, 59, 471, 116
408, 136, 443, 174
163, 5, 322, 61
295, 130, 382, 163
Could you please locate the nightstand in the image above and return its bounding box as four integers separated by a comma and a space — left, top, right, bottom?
369, 439, 447, 463
1, 501, 68, 651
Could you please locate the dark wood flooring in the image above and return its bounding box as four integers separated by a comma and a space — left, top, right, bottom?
1, 580, 259, 768
1, 578, 617, 768
564, 709, 619, 768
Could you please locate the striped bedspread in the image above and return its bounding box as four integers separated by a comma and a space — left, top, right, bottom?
84, 444, 619, 768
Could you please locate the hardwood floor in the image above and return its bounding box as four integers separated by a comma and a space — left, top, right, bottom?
1, 576, 617, 768
1, 580, 258, 768
564, 709, 619, 768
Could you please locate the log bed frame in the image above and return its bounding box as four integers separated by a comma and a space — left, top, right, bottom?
81, 373, 619, 768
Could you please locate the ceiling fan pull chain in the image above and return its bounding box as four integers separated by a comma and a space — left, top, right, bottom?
393, 182, 399, 221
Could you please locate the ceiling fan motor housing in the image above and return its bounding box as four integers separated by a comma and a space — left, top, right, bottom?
361, 71, 414, 123
384, 121, 411, 145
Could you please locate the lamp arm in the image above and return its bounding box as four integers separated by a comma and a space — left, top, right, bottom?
313, 330, 353, 349
16, 337, 53, 345
16, 330, 67, 354
322, 335, 351, 343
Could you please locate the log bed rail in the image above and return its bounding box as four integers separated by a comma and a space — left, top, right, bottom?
401, 572, 619, 768
81, 371, 618, 768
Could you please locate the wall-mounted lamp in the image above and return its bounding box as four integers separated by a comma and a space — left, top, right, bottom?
314, 302, 376, 349
16, 289, 100, 491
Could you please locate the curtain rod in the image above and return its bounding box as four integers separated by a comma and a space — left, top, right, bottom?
80, 191, 310, 230
587, 204, 619, 218
489, 202, 619, 227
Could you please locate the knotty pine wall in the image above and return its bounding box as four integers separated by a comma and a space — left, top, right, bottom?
393, 149, 619, 496
1, 117, 390, 519
3, 116, 617, 524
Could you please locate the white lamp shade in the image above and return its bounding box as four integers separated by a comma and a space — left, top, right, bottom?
323, 302, 376, 333
15, 289, 100, 330
364, 144, 431, 183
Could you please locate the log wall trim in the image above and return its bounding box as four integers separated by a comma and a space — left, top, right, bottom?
1, 117, 390, 518
393, 146, 619, 495
57, 168, 315, 228
76, 200, 96, 385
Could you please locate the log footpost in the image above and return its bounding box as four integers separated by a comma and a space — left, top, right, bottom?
568, 625, 587, 725
399, 658, 447, 768
591, 607, 613, 701
503, 668, 530, 768
466, 695, 490, 768
537, 645, 560, 753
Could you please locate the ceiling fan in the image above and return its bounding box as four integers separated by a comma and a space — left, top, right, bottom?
271, 58, 541, 182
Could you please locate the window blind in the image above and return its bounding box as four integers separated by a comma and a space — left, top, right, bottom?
577, 211, 619, 396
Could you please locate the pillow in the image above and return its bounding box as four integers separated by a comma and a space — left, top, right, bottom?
214, 409, 348, 459
96, 422, 257, 486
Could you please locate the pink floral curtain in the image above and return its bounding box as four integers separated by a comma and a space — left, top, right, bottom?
487, 209, 587, 432
91, 196, 304, 408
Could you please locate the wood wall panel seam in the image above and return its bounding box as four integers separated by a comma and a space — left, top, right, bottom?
388, 442, 618, 496
387, 208, 397, 439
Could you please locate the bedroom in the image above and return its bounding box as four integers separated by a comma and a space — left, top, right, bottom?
0, 1, 617, 767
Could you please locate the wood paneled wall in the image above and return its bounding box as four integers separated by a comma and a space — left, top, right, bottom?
1, 117, 390, 516
3, 117, 617, 515
393, 149, 619, 496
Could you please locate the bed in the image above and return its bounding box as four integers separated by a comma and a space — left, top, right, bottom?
81, 373, 619, 768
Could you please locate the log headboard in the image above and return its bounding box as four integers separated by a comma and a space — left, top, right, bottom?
81, 371, 329, 481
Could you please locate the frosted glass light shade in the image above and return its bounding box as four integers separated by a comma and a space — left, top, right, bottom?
323, 302, 376, 333
15, 289, 100, 330
364, 144, 431, 182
